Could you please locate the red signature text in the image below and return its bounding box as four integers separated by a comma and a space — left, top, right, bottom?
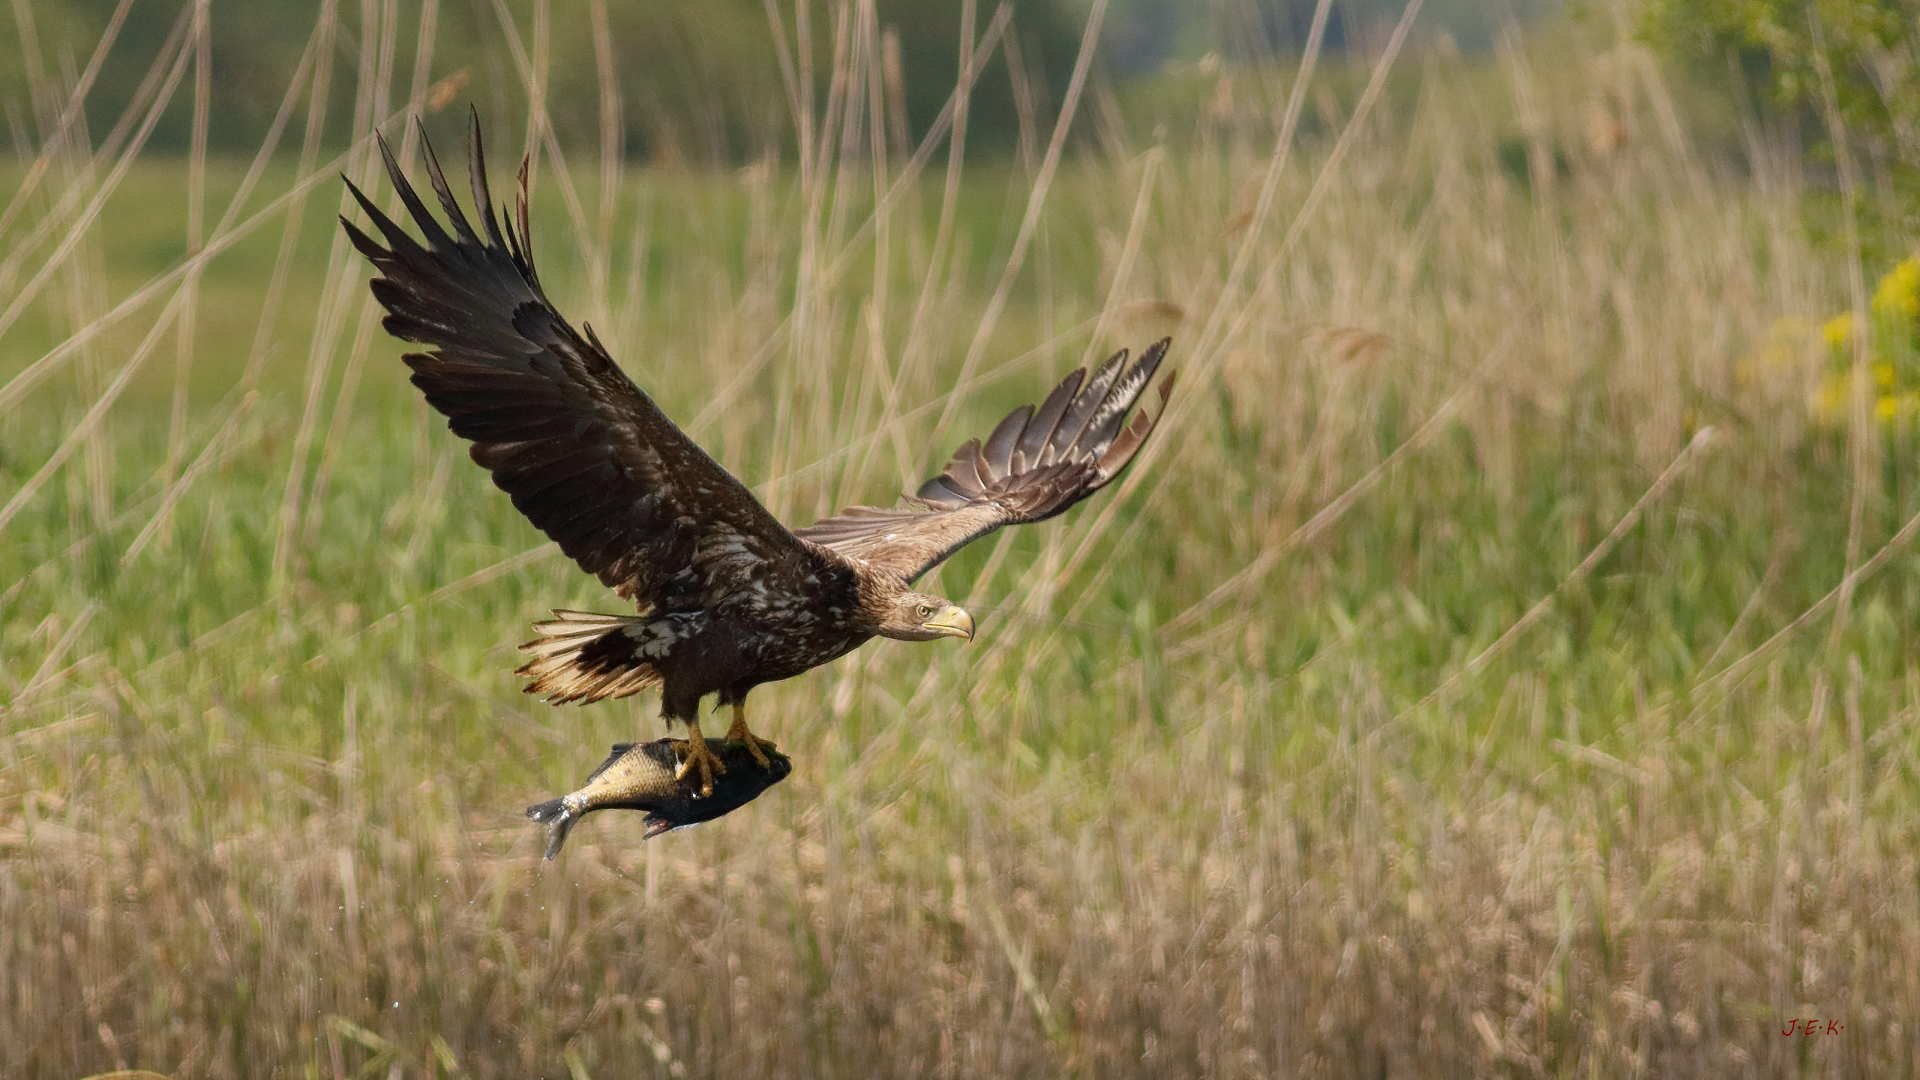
1781, 1019, 1844, 1036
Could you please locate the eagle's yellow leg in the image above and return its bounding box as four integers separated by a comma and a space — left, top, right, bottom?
675, 718, 725, 797
724, 701, 777, 769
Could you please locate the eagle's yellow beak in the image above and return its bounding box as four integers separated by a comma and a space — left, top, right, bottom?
925, 604, 975, 641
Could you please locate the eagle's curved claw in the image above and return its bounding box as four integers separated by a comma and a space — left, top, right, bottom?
749, 736, 778, 769
724, 702, 779, 770
674, 722, 726, 797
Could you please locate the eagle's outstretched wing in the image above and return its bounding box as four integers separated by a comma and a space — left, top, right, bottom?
794, 340, 1174, 583
342, 116, 822, 609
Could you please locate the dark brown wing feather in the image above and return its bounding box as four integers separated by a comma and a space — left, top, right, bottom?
342, 115, 823, 609
794, 339, 1175, 583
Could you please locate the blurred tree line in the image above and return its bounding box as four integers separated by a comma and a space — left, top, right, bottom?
1644, 2, 1920, 207
0, 0, 1083, 162
2, 0, 1559, 163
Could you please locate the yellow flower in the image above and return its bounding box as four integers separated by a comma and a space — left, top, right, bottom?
1876, 392, 1920, 423
1824, 312, 1855, 349
1871, 256, 1920, 322
1801, 257, 1920, 426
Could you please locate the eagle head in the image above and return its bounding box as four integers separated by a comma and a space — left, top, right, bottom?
875, 592, 974, 642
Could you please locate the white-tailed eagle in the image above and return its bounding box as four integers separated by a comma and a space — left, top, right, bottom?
341, 116, 1174, 794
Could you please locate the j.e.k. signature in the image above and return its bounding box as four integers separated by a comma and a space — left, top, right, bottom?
1781, 1019, 1844, 1035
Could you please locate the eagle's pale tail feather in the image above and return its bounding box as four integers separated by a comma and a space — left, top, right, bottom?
516, 610, 663, 705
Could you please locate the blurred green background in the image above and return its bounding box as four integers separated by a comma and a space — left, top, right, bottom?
2, 0, 1563, 160
6, 1, 1920, 1078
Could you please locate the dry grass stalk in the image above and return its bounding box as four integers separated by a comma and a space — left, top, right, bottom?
1, 3, 1914, 1078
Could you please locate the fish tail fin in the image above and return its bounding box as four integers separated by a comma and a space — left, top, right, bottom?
516, 610, 663, 705
525, 798, 577, 860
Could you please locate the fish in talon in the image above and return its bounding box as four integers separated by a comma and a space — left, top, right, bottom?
527, 737, 792, 859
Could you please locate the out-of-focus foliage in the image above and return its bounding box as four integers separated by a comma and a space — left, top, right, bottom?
0, 0, 1572, 163
541, 0, 785, 163
0, 0, 1083, 162
1642, 1, 1920, 172
878, 0, 1083, 154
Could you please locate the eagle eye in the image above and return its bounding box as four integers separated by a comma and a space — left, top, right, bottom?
916, 602, 935, 619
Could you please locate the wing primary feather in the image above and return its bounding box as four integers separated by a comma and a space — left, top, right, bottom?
1093, 405, 1155, 478
375, 133, 457, 252
339, 215, 386, 266
1047, 348, 1128, 463
1093, 355, 1175, 478
1016, 368, 1085, 464
1081, 339, 1168, 450
346, 114, 822, 612
981, 405, 1031, 482
341, 179, 426, 260
465, 108, 511, 255
796, 337, 1175, 582
413, 121, 483, 247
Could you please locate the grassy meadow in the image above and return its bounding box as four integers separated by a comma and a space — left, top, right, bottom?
3, 6, 1919, 1079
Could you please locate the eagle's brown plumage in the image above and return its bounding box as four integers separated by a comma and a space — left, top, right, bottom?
342, 115, 1174, 794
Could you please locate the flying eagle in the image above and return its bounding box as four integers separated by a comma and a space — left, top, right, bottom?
341, 117, 1174, 794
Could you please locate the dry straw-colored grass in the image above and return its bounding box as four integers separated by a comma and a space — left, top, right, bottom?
3, 1, 1917, 1078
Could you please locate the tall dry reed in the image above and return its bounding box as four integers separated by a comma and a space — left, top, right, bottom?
2, 2, 1914, 1078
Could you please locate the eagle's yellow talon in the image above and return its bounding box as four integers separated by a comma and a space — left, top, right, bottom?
673, 719, 725, 797
724, 702, 778, 770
